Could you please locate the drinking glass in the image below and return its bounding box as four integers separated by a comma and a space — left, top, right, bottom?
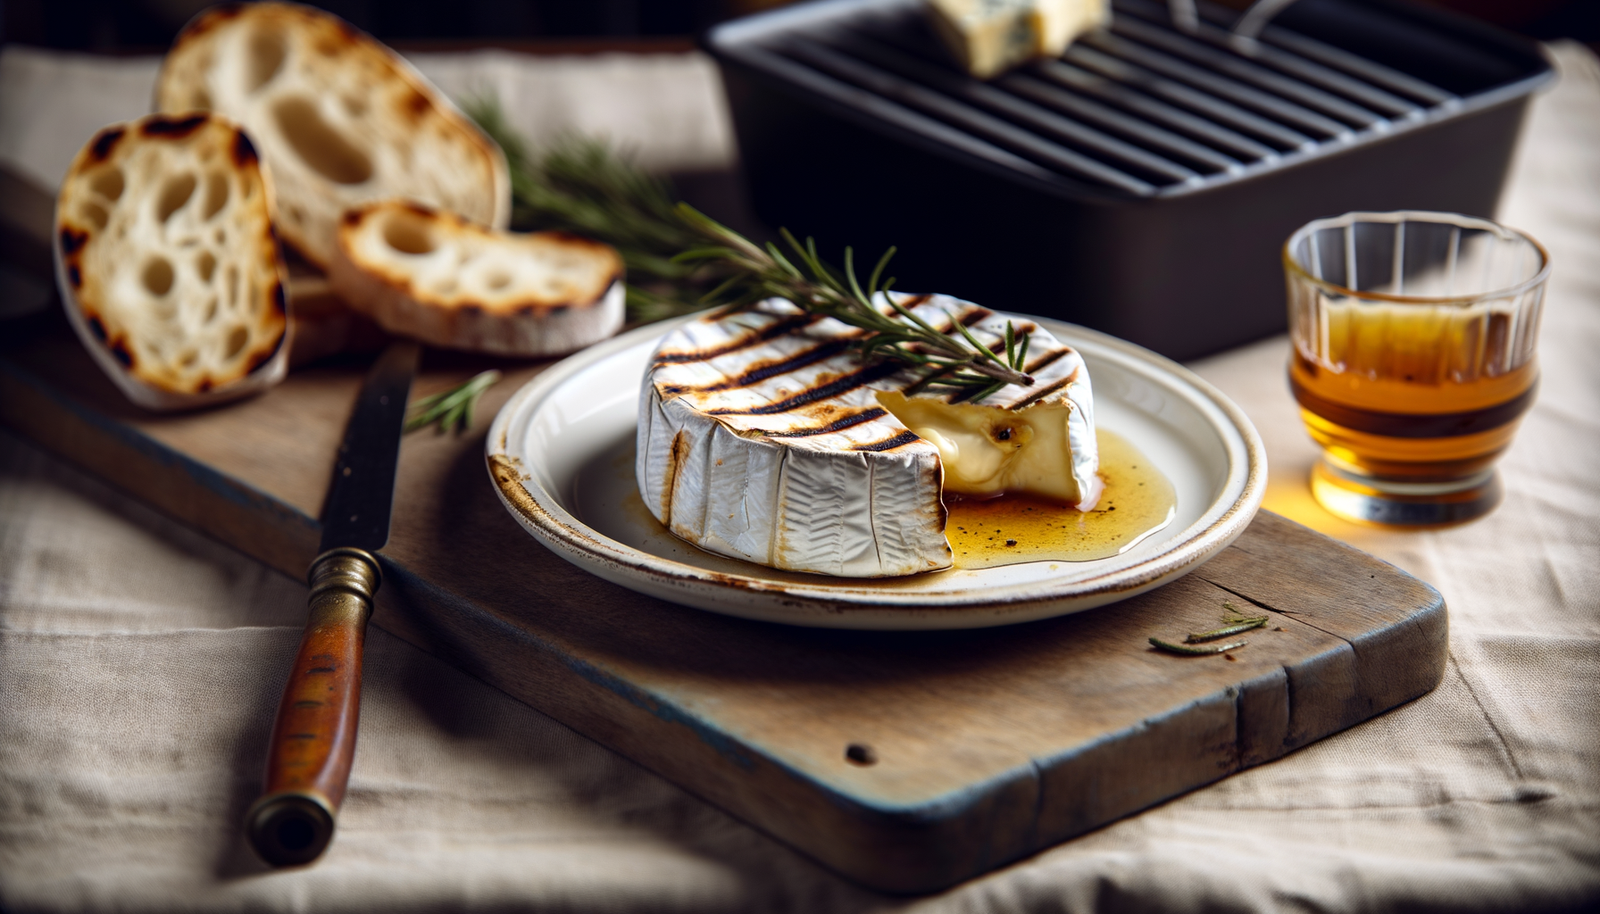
1284, 211, 1550, 526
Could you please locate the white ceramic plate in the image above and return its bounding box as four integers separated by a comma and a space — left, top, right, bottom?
486, 315, 1265, 630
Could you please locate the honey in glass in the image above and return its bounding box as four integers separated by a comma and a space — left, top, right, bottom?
1284, 212, 1549, 526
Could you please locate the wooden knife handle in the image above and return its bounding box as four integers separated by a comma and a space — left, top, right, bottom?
245, 547, 380, 867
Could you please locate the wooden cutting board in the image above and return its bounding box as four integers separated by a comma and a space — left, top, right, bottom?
0, 315, 1446, 894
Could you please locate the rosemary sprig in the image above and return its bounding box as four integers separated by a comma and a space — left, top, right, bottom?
675, 206, 1034, 390
1185, 617, 1269, 643
467, 95, 1035, 396
1150, 637, 1249, 656
1151, 600, 1270, 654
405, 370, 502, 435
465, 97, 727, 322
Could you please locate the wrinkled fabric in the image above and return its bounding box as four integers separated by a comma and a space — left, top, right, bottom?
1, 41, 1597, 914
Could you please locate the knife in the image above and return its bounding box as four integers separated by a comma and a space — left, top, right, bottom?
245, 339, 420, 867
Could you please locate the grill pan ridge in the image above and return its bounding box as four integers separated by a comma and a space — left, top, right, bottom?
705, 0, 1552, 360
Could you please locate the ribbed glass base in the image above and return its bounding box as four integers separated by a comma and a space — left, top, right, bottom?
1310, 457, 1502, 527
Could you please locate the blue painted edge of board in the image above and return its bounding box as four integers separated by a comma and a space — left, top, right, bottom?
0, 357, 320, 535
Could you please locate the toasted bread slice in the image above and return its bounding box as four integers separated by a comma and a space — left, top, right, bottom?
155, 2, 509, 271
329, 200, 624, 356
55, 113, 288, 410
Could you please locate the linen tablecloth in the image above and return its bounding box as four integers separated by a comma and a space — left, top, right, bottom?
1, 39, 1597, 913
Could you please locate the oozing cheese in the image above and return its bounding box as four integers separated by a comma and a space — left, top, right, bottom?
926, 0, 1111, 79
638, 293, 1097, 577
876, 391, 1101, 507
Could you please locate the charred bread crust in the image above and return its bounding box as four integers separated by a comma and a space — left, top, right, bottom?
154, 1, 509, 270
54, 112, 289, 410
329, 199, 624, 357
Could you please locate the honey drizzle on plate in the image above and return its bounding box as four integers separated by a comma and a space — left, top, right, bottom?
946, 429, 1176, 569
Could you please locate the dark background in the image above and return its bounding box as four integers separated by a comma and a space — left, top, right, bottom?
2, 0, 1597, 52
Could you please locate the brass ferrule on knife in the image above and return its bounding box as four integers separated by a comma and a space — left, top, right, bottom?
306, 547, 382, 628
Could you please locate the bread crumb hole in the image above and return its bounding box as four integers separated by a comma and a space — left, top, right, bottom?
201, 171, 230, 220
190, 88, 212, 110
214, 228, 227, 244
383, 214, 436, 255
226, 265, 240, 307
80, 200, 109, 230
434, 279, 458, 296
343, 95, 366, 117
272, 95, 373, 185
141, 257, 175, 297
157, 173, 197, 223
487, 271, 512, 291
204, 297, 219, 324
90, 167, 125, 201
180, 350, 199, 368
246, 29, 287, 93
224, 326, 249, 359
196, 251, 217, 282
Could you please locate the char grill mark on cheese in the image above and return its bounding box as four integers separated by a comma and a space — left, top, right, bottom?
944, 381, 987, 405
703, 361, 905, 416
656, 296, 939, 368
851, 430, 922, 452
762, 407, 888, 437
664, 341, 850, 395
1009, 365, 1082, 409
1023, 346, 1072, 376
638, 293, 1097, 577
653, 313, 821, 364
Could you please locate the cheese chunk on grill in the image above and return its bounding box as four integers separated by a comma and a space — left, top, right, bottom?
638, 294, 1098, 577
927, 0, 1111, 79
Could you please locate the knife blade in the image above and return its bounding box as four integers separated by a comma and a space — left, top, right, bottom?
245, 339, 419, 867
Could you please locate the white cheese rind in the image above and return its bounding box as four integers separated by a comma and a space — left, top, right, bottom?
638, 293, 1096, 577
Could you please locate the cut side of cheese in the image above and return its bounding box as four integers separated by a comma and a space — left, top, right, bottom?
926, 0, 1111, 79
875, 390, 1100, 507
638, 294, 1097, 577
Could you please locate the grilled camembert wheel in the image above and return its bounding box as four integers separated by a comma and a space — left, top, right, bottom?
638, 294, 1098, 577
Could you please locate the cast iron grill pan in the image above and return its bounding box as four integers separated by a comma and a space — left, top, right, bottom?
707, 0, 1551, 359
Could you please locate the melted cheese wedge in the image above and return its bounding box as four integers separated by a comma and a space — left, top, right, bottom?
876, 391, 1101, 507
638, 293, 1097, 577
